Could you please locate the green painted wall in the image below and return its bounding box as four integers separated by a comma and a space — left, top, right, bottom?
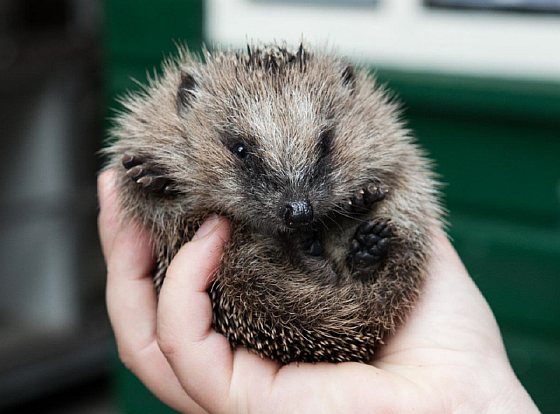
104, 1, 560, 412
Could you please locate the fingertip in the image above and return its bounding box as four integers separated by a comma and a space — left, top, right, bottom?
97, 169, 120, 232
192, 214, 220, 241
216, 216, 232, 242
430, 225, 449, 246
193, 215, 231, 243
429, 227, 456, 261
98, 168, 152, 271
98, 169, 117, 208
98, 170, 122, 262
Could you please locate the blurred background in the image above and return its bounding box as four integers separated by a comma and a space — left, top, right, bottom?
0, 0, 558, 412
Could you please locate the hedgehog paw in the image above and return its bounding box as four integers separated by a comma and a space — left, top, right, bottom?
347, 218, 393, 280
121, 153, 176, 196
346, 183, 387, 213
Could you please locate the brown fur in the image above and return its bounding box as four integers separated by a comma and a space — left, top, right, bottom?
104, 43, 442, 364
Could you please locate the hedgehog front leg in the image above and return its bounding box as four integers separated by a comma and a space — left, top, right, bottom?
121, 153, 176, 195
347, 218, 394, 280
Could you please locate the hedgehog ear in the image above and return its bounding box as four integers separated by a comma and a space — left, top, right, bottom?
341, 64, 356, 93
177, 71, 198, 115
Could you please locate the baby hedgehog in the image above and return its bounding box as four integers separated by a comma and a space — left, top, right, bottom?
105, 43, 442, 364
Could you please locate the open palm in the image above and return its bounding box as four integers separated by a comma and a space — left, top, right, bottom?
99, 170, 537, 414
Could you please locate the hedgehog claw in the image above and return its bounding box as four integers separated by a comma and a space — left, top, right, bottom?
122, 153, 176, 196
347, 218, 393, 280
121, 153, 143, 169
126, 165, 144, 180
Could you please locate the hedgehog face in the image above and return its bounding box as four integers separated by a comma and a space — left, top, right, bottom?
173, 50, 364, 234
168, 45, 401, 235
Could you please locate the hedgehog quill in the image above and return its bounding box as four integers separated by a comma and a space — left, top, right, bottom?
105, 43, 442, 364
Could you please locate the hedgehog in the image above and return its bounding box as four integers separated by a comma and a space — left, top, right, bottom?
104, 43, 442, 364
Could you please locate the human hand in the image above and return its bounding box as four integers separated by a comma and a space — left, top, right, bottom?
98, 170, 539, 414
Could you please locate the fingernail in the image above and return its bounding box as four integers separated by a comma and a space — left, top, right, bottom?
193, 214, 220, 241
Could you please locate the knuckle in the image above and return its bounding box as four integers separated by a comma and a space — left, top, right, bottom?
116, 342, 138, 372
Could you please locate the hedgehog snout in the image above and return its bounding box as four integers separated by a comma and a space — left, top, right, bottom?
281, 200, 313, 229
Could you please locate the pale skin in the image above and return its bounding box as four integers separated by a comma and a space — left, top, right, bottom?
98, 170, 539, 414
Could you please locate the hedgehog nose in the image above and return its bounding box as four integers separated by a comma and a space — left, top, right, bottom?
282, 200, 313, 228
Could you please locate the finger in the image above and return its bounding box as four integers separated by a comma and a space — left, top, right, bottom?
98, 170, 121, 262
157, 216, 237, 414
99, 170, 206, 413
99, 169, 157, 354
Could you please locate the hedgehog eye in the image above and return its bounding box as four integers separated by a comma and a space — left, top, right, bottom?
231, 142, 249, 159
